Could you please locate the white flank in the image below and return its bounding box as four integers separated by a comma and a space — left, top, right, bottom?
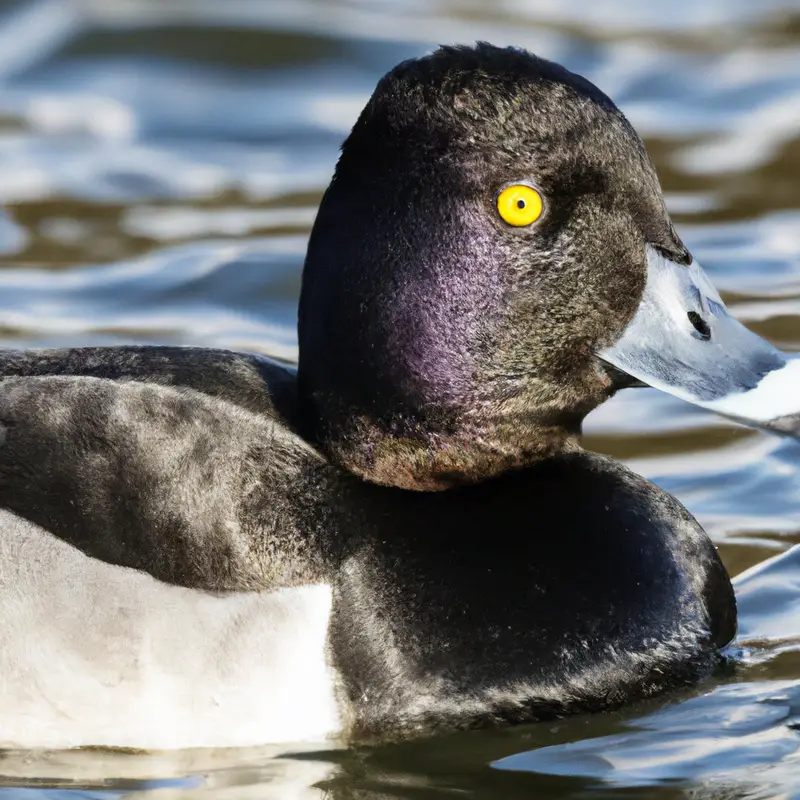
0, 510, 340, 750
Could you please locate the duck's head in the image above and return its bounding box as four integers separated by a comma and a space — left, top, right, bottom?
298, 43, 800, 490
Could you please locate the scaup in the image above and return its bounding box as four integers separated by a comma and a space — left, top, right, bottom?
0, 43, 796, 749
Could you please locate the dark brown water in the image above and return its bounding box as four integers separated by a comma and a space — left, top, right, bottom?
0, 0, 799, 797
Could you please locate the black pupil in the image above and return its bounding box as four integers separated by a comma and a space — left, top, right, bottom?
516, 199, 526, 209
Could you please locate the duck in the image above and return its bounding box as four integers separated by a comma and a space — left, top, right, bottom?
0, 42, 796, 751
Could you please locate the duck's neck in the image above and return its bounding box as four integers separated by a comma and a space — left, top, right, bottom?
350, 418, 583, 491
297, 389, 588, 490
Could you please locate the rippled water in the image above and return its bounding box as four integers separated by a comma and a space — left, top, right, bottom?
1, 0, 799, 797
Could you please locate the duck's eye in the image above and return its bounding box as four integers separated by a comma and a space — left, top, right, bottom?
496, 184, 544, 227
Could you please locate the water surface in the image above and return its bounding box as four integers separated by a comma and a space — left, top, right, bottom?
0, 0, 799, 797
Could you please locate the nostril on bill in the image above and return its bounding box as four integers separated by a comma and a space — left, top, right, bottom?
687, 311, 711, 340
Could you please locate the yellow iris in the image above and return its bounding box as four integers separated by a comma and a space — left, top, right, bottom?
496, 184, 544, 227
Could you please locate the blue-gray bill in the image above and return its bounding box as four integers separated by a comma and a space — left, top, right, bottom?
600, 246, 800, 436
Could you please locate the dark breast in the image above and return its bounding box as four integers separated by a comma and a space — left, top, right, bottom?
326, 450, 735, 737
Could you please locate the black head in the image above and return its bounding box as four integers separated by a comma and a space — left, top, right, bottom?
298, 43, 689, 489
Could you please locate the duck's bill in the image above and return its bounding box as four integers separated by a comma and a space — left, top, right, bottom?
599, 245, 800, 436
